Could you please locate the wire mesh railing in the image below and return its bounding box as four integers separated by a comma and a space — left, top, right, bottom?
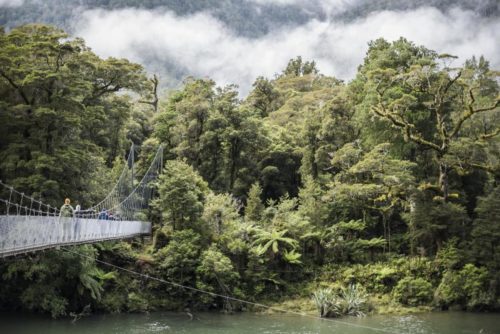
0, 144, 162, 256
0, 181, 60, 217
78, 144, 163, 220
105, 145, 163, 221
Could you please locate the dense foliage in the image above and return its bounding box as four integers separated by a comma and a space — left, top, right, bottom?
0, 25, 499, 318
0, 24, 149, 206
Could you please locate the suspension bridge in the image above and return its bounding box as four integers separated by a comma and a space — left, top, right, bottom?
0, 145, 163, 257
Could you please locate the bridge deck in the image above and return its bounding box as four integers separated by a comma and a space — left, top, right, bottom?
0, 215, 151, 257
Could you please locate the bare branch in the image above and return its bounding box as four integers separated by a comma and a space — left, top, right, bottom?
479, 128, 500, 140
139, 74, 159, 112
467, 162, 500, 175
372, 105, 442, 152
451, 87, 500, 138
442, 70, 462, 96
0, 70, 30, 105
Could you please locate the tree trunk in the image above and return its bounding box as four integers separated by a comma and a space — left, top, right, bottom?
382, 215, 387, 254
409, 196, 417, 256
228, 139, 240, 191
439, 162, 449, 201
387, 214, 391, 253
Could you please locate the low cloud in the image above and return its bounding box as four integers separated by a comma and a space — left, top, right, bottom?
249, 0, 357, 13
75, 6, 500, 95
0, 0, 23, 7
249, 0, 305, 5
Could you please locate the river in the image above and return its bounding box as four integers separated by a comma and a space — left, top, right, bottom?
1, 311, 499, 334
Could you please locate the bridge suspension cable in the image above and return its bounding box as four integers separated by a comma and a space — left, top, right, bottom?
84, 143, 136, 218
0, 180, 60, 217
81, 144, 163, 220
63, 248, 398, 334
106, 145, 163, 221
0, 144, 163, 257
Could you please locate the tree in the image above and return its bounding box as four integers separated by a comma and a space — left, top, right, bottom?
152, 160, 209, 231
282, 56, 318, 77
139, 74, 160, 113
259, 149, 302, 201
202, 192, 241, 238
322, 220, 385, 263
155, 81, 267, 196
326, 142, 416, 252
0, 24, 148, 205
245, 182, 264, 222
365, 40, 499, 200
196, 246, 242, 311
155, 229, 203, 291
246, 76, 280, 117
301, 89, 356, 180
0, 245, 112, 318
252, 228, 301, 264
405, 191, 467, 254
470, 186, 500, 270
348, 143, 416, 252
298, 175, 328, 228
215, 86, 267, 195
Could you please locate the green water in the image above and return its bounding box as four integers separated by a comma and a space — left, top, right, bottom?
1, 311, 499, 334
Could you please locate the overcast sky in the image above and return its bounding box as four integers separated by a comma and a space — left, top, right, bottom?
0, 0, 24, 7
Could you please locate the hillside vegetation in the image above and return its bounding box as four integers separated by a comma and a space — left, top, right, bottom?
0, 24, 499, 317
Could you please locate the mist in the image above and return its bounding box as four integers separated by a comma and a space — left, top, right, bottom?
0, 0, 24, 7
74, 4, 500, 95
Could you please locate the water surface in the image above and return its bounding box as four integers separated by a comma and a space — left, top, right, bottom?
1, 311, 499, 334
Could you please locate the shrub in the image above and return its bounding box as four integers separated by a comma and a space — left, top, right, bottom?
196, 246, 242, 311
312, 288, 335, 317
126, 292, 149, 312
155, 229, 202, 283
396, 257, 435, 281
393, 277, 433, 306
338, 284, 369, 317
434, 263, 493, 310
312, 284, 368, 318
332, 259, 435, 294
434, 239, 463, 271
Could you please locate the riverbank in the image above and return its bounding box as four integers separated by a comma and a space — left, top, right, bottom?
264, 294, 433, 317
1, 240, 498, 319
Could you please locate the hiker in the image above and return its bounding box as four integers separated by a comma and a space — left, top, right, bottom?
59, 198, 75, 241
98, 208, 109, 220
59, 198, 75, 218
74, 203, 81, 218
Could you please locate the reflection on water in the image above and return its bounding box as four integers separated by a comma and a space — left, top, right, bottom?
1, 311, 499, 334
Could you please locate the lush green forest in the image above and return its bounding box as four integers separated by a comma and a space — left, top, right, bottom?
0, 24, 499, 318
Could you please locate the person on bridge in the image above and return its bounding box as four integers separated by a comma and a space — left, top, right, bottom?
59, 198, 75, 218
98, 208, 109, 220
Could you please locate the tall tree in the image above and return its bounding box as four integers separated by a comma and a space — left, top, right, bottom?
470, 185, 500, 270
152, 160, 209, 231
0, 24, 147, 204
245, 182, 264, 222
364, 41, 499, 200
